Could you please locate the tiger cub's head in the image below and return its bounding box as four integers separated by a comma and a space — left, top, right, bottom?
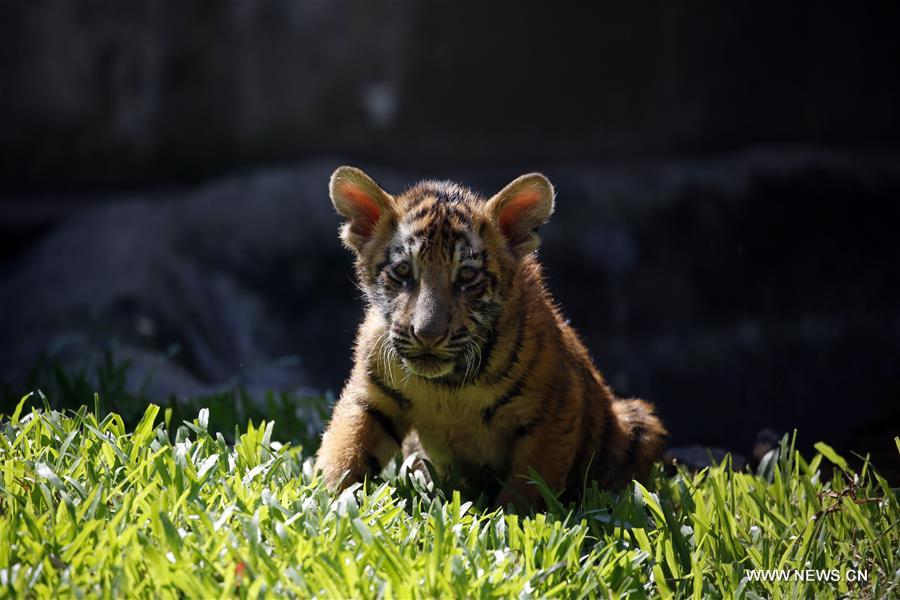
329, 166, 555, 381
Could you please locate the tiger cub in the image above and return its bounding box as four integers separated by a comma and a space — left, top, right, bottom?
315, 166, 666, 507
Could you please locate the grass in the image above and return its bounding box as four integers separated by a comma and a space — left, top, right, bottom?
0, 392, 898, 599
3, 350, 330, 451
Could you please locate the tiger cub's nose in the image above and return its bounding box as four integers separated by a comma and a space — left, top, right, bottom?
412, 324, 448, 349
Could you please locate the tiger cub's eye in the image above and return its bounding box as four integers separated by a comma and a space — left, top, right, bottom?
393, 261, 412, 279
457, 266, 478, 284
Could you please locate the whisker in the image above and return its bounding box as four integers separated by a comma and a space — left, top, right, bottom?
463, 342, 477, 384
399, 365, 413, 388
346, 275, 369, 303
384, 344, 394, 387
367, 330, 387, 365
469, 340, 482, 383
379, 332, 397, 387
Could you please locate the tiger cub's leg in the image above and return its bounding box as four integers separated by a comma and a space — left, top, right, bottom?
494, 419, 579, 510
315, 391, 407, 492
400, 430, 433, 484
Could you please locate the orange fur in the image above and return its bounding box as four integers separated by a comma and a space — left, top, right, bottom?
316, 167, 667, 508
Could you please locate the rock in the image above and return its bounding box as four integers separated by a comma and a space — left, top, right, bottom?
752, 429, 782, 465
665, 446, 747, 472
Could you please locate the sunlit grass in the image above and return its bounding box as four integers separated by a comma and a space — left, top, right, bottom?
1, 393, 898, 598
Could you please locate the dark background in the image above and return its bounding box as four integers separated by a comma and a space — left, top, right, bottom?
2, 2, 899, 476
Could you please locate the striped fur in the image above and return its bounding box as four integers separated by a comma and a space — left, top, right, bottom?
316, 166, 667, 507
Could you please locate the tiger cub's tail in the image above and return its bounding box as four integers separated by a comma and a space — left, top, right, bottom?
606, 398, 668, 488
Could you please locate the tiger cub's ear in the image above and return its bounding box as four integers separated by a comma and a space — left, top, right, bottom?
329, 166, 396, 253
484, 173, 555, 258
